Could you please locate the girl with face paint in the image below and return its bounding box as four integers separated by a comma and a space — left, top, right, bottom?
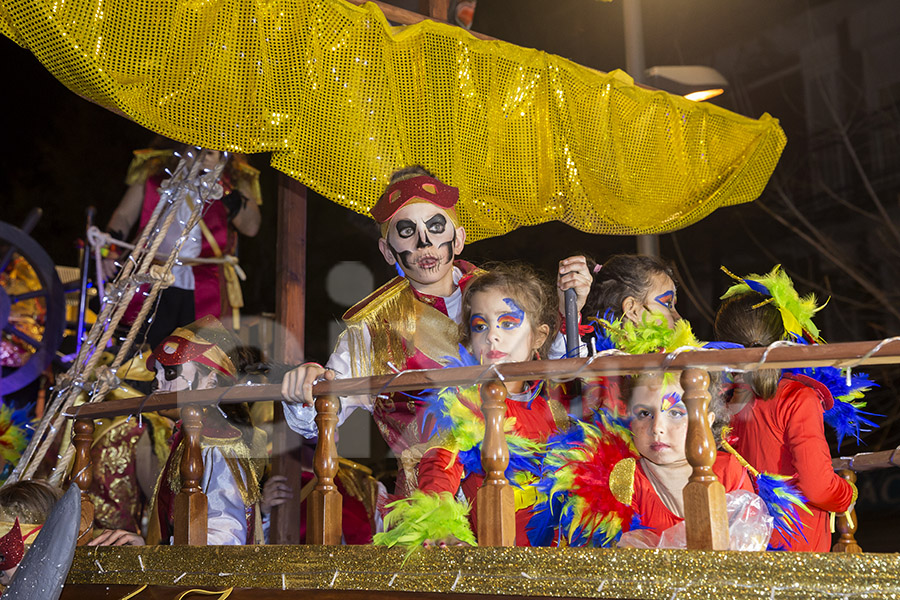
619, 372, 754, 543
583, 253, 681, 332
374, 264, 571, 552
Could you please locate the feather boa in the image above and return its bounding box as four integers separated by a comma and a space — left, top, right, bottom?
527, 410, 642, 547
720, 265, 825, 343
373, 490, 476, 559
422, 383, 544, 483
599, 314, 703, 355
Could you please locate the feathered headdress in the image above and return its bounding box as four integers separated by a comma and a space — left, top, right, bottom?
720, 426, 811, 545
527, 410, 642, 547
720, 265, 825, 343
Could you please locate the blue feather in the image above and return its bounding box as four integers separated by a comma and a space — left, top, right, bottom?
703, 341, 745, 350
785, 366, 879, 447
755, 472, 810, 544
744, 278, 771, 296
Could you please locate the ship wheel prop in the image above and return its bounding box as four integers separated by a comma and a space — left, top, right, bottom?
0, 214, 66, 399
7, 150, 228, 485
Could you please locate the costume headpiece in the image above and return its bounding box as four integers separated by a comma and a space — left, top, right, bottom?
147, 315, 237, 379
0, 519, 41, 571
720, 265, 825, 343
371, 175, 459, 230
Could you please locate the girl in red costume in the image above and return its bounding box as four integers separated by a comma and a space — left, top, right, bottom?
578, 254, 682, 417
714, 267, 858, 552
374, 263, 569, 551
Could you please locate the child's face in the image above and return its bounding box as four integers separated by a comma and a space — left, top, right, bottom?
154, 361, 216, 393
625, 272, 680, 329
467, 289, 543, 366
378, 202, 464, 288
628, 375, 689, 466
0, 567, 16, 586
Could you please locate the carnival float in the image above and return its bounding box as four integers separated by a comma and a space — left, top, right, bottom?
1, 0, 899, 598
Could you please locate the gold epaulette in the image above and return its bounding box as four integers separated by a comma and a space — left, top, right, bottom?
341, 275, 409, 323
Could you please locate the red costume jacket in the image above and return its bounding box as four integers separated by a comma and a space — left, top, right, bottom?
136, 174, 235, 319
632, 452, 753, 536
416, 391, 567, 545
731, 375, 854, 551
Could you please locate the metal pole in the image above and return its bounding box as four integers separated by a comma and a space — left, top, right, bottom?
76, 207, 95, 354
623, 0, 660, 257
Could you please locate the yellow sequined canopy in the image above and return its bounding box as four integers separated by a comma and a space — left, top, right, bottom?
0, 0, 785, 242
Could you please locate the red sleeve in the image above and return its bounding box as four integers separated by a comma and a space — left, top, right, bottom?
417, 447, 464, 495
713, 452, 754, 493
780, 384, 853, 512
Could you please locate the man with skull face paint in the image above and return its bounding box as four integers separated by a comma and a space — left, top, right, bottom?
282, 167, 592, 493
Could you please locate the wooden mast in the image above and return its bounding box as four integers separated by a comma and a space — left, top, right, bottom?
271, 175, 308, 544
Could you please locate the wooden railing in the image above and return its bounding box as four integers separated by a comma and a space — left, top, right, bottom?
63, 339, 900, 549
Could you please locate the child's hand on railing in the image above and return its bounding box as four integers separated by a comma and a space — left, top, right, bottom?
88, 529, 145, 547
260, 475, 294, 515
281, 362, 335, 405
422, 534, 472, 549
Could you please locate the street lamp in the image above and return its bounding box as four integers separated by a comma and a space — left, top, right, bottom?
644, 65, 728, 101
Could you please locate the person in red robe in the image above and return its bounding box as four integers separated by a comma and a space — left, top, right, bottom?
715, 274, 856, 552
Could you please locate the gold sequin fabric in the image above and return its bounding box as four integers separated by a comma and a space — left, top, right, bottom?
69, 545, 900, 599
0, 0, 784, 241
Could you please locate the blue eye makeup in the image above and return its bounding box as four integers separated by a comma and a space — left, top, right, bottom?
654, 290, 675, 309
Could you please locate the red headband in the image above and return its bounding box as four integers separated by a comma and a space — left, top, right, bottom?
370, 175, 459, 224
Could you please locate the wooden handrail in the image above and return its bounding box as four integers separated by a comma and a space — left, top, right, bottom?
306, 395, 342, 545
833, 446, 900, 471
681, 369, 729, 550
174, 406, 208, 545
62, 340, 900, 420
476, 380, 515, 546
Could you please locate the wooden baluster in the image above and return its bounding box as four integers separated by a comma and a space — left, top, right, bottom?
832, 469, 862, 553
476, 380, 515, 547
174, 406, 208, 545
681, 369, 729, 550
72, 419, 94, 546
307, 394, 342, 545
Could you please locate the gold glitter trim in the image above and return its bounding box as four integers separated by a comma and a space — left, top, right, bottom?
68, 545, 900, 599
610, 457, 636, 506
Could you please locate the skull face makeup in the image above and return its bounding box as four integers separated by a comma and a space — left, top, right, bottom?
378, 202, 465, 294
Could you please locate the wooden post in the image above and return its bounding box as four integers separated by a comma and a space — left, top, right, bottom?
307, 395, 342, 545
681, 368, 729, 550
72, 419, 94, 546
174, 406, 208, 545
427, 0, 450, 20
832, 469, 862, 553
476, 380, 515, 547
271, 174, 307, 544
